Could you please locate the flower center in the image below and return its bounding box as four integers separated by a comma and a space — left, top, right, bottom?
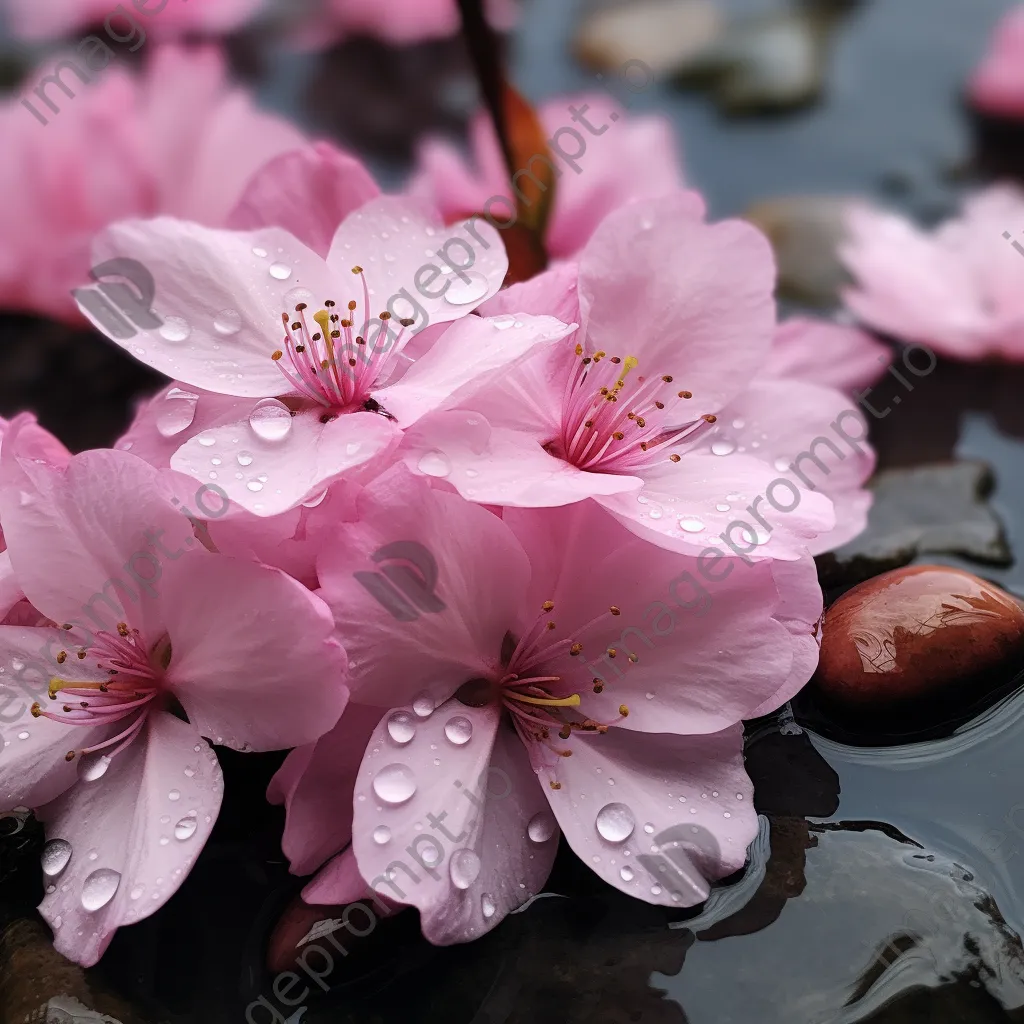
271, 267, 415, 416
555, 346, 717, 473
33, 622, 166, 768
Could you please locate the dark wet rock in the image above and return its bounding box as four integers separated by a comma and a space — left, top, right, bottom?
743, 195, 854, 307
817, 462, 1012, 590
575, 0, 724, 77
813, 565, 1024, 714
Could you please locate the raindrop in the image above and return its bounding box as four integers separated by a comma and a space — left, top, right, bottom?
269, 263, 293, 281
249, 399, 293, 442
444, 716, 473, 746
373, 825, 391, 845
643, 823, 655, 834
450, 849, 481, 889
197, 434, 216, 447
678, 518, 704, 533
490, 314, 517, 330
596, 803, 635, 843
303, 489, 328, 508
16, 730, 28, 741
345, 441, 361, 456
252, 247, 268, 258
710, 441, 735, 457
372, 764, 417, 805
421, 844, 442, 866
645, 692, 655, 700
78, 752, 111, 782
156, 388, 199, 438
774, 457, 791, 472
130, 885, 145, 900
732, 419, 745, 430
412, 693, 435, 718
81, 868, 121, 912
41, 839, 72, 877
527, 812, 556, 844
174, 815, 197, 841
247, 480, 264, 493
445, 272, 490, 306
285, 287, 315, 307
387, 711, 416, 745
417, 451, 452, 478
237, 451, 254, 467
481, 893, 496, 918
159, 316, 191, 343
213, 309, 243, 336
168, 789, 181, 801
620, 865, 635, 882
716, 503, 731, 512
649, 508, 663, 520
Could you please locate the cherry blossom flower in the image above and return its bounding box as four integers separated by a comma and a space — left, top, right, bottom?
841, 185, 1024, 362
0, 46, 305, 322
411, 93, 684, 260
82, 194, 574, 516
401, 193, 874, 558
0, 425, 347, 966
968, 6, 1024, 119
270, 468, 822, 941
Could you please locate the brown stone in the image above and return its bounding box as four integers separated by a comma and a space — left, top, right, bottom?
814, 566, 1024, 709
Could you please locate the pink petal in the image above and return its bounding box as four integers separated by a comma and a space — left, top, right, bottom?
326, 197, 508, 334
38, 712, 223, 967
80, 219, 337, 397
270, 704, 384, 876
316, 467, 530, 708
171, 407, 399, 517
578, 193, 775, 416
303, 845, 379, 906
160, 552, 347, 751
766, 317, 891, 393
479, 259, 583, 328
0, 551, 22, 620
537, 725, 755, 908
228, 142, 381, 257
377, 314, 577, 425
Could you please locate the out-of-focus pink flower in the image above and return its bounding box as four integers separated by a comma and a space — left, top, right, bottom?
0, 419, 347, 966
402, 193, 874, 558
766, 318, 891, 395
294, 0, 516, 48
4, 0, 261, 42
83, 185, 575, 516
0, 45, 305, 321
968, 6, 1024, 119
841, 185, 1024, 362
411, 94, 685, 260
271, 468, 822, 940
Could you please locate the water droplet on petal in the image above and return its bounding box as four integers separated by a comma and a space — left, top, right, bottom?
81, 868, 121, 912
41, 839, 72, 877
716, 503, 731, 512
285, 287, 315, 307
252, 247, 268, 258
174, 815, 197, 840
159, 316, 191, 343
490, 314, 517, 330
249, 399, 293, 442
197, 434, 216, 448
213, 309, 243, 336
373, 764, 417, 805
678, 518, 704, 534
130, 885, 145, 900
78, 752, 111, 782
449, 848, 481, 889
247, 480, 264, 493
302, 489, 329, 508
417, 451, 452, 478
481, 893, 496, 918
269, 263, 292, 281
168, 789, 180, 801
373, 825, 391, 845
596, 803, 635, 843
17, 730, 29, 740
711, 440, 735, 456
237, 451, 254, 467
620, 865, 635, 882
774, 457, 791, 472
527, 812, 556, 844
412, 693, 434, 718
445, 272, 491, 306
156, 388, 199, 438
387, 711, 416, 745
444, 716, 473, 746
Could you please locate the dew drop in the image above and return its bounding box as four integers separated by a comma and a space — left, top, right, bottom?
372, 764, 417, 805
481, 893, 496, 918
596, 803, 635, 843
450, 848, 481, 889
81, 868, 121, 912
285, 287, 315, 307
247, 480, 264, 492
213, 309, 243, 336
643, 823, 655, 834
711, 440, 736, 456
159, 316, 191, 343
130, 885, 144, 900
444, 716, 473, 746
197, 434, 216, 448
237, 451, 254, 467
41, 839, 72, 877
678, 518, 704, 533
417, 451, 452, 478
269, 263, 293, 281
387, 711, 416, 745
527, 812, 556, 844
252, 246, 268, 258
490, 314, 517, 330
412, 693, 435, 718
732, 419, 746, 430
716, 502, 731, 512
620, 865, 635, 882
174, 815, 198, 841
249, 399, 293, 442
445, 272, 491, 306
168, 789, 181, 802
78, 752, 111, 782
373, 825, 392, 845
17, 730, 28, 740
156, 388, 199, 438
648, 508, 663, 520
774, 457, 791, 472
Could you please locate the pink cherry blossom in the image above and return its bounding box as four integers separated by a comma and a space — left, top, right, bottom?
841, 185, 1024, 361
270, 467, 822, 941
82, 195, 574, 515
402, 194, 874, 558
0, 421, 347, 966
4, 0, 261, 42
968, 6, 1024, 119
0, 45, 305, 322
411, 93, 684, 260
